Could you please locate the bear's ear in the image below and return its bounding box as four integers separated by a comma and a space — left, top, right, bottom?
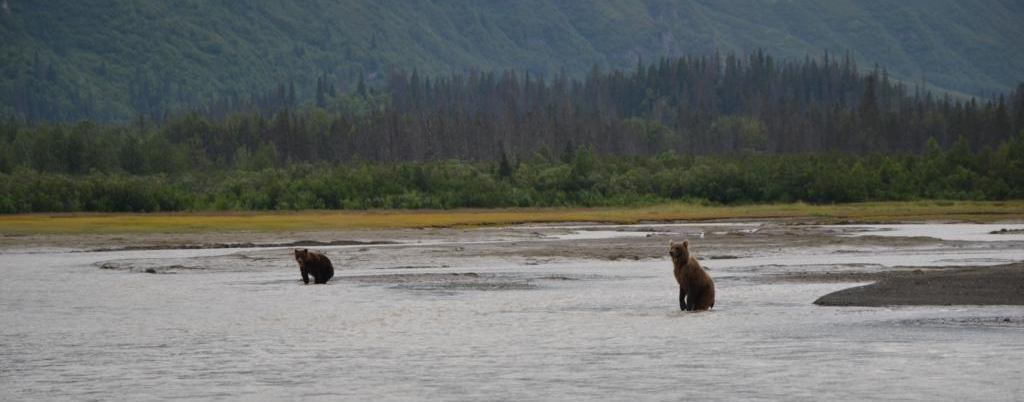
682, 240, 689, 251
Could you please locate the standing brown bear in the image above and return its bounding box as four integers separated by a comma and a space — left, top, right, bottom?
669, 240, 715, 311
293, 249, 334, 284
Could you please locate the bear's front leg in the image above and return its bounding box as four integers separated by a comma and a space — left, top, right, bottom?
679, 286, 687, 311
685, 289, 700, 311
301, 266, 310, 284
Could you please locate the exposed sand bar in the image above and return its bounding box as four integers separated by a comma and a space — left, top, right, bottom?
813, 263, 1024, 306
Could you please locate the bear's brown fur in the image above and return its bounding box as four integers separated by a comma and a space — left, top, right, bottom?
669, 240, 715, 311
293, 248, 334, 284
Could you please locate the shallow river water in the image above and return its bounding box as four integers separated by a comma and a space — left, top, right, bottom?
1, 223, 1023, 401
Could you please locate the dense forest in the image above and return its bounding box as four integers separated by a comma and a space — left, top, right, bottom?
3, 0, 1023, 121
1, 52, 1023, 213
2, 137, 1024, 213
4, 52, 1022, 167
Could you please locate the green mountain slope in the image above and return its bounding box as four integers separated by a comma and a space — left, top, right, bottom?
2, 0, 1022, 120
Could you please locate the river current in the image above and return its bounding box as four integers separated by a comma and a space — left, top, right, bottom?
1, 223, 1022, 401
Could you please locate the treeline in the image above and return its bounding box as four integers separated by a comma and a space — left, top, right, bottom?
2, 133, 1023, 213
199, 51, 1024, 162
379, 52, 1024, 158
3, 52, 1024, 213
3, 52, 1024, 175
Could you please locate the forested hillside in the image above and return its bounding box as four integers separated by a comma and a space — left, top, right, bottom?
2, 53, 1023, 213
2, 0, 1023, 121
6, 52, 1023, 169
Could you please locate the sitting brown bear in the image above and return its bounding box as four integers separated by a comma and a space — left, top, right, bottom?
293, 248, 334, 284
669, 240, 715, 311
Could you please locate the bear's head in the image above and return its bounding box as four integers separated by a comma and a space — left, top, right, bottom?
669, 240, 690, 264
294, 248, 309, 262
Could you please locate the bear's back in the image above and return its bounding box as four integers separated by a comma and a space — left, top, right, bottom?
305, 252, 332, 268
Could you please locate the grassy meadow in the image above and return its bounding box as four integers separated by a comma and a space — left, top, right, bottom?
1, 201, 1022, 235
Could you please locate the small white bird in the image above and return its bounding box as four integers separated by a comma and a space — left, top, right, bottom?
698, 231, 705, 239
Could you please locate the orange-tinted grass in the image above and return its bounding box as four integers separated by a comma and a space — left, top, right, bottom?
1, 201, 1022, 234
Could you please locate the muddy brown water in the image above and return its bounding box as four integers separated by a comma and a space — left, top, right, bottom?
2, 223, 1023, 400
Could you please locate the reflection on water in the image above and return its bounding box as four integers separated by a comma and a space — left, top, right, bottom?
544, 230, 658, 240
1, 223, 1023, 401
833, 223, 1024, 242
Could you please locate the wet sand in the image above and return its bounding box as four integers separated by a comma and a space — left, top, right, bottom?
812, 263, 1024, 306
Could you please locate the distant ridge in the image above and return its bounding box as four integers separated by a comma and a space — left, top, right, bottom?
2, 0, 1022, 121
